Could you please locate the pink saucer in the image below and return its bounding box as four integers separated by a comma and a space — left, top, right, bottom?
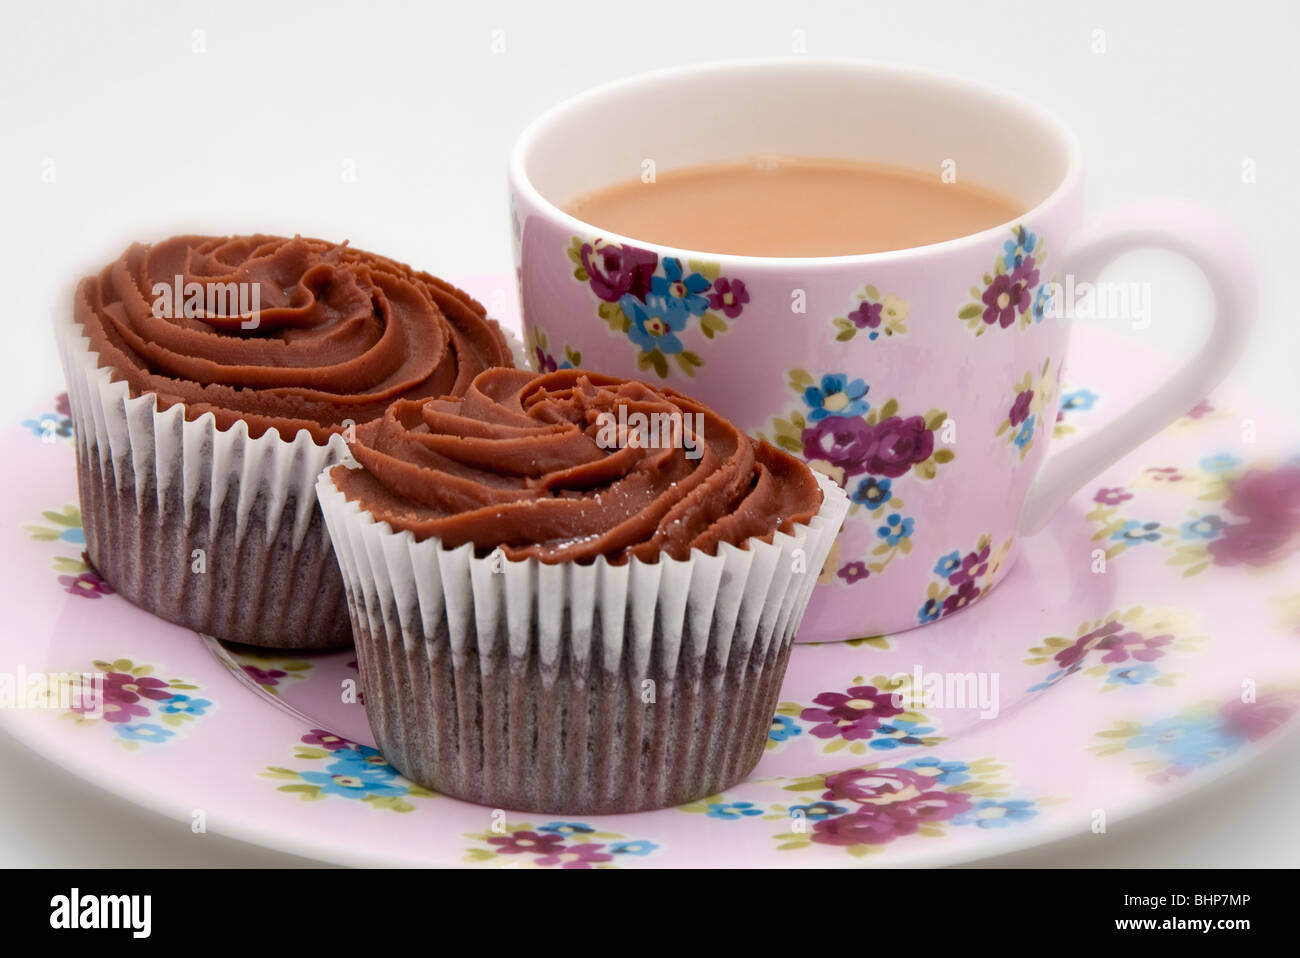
2, 275, 1297, 867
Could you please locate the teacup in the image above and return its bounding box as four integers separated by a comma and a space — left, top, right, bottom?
509, 58, 1252, 642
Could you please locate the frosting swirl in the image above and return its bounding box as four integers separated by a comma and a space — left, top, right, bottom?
331, 367, 824, 562
73, 234, 513, 442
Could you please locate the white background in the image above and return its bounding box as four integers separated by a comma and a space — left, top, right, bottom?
1, 0, 1297, 866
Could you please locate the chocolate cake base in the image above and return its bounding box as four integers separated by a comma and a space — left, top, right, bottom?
350, 598, 795, 814
77, 444, 352, 650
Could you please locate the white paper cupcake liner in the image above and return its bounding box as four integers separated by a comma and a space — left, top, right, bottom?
56, 313, 356, 648
316, 467, 849, 813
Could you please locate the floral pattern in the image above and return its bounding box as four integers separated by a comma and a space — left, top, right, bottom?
14, 331, 1300, 866
916, 534, 1013, 625
1024, 607, 1206, 693
764, 369, 953, 585
1087, 455, 1300, 575
525, 326, 581, 373
567, 236, 747, 378
770, 673, 944, 755
830, 284, 909, 342
1053, 385, 1100, 439
996, 357, 1058, 461
24, 503, 111, 591
1093, 689, 1300, 784
957, 225, 1052, 335
264, 730, 434, 812
758, 755, 1057, 858
221, 647, 313, 698
463, 821, 661, 868
20, 392, 73, 444
60, 658, 209, 750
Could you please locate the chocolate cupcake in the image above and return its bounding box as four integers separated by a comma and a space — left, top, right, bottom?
317, 367, 848, 813
57, 234, 516, 649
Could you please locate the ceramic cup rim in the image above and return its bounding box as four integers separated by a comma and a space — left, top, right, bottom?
509, 56, 1084, 267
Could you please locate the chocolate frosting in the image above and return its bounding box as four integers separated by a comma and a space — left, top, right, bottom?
73, 235, 513, 442
332, 368, 824, 562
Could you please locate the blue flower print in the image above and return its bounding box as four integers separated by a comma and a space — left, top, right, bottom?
901, 757, 972, 786
787, 802, 848, 822
917, 598, 943, 624
1060, 389, 1099, 412
1002, 227, 1037, 268
297, 767, 407, 800
650, 258, 710, 317
877, 514, 914, 546
1013, 415, 1036, 450
953, 799, 1038, 829
609, 840, 659, 856
851, 476, 892, 508
115, 723, 174, 744
325, 745, 400, 782
1180, 516, 1224, 540
1199, 454, 1241, 474
769, 714, 802, 743
933, 551, 961, 578
1125, 716, 1244, 769
21, 415, 73, 441
1105, 662, 1159, 687
1031, 283, 1053, 323
804, 374, 869, 421
705, 801, 764, 820
622, 293, 689, 355
1112, 519, 1161, 545
869, 719, 935, 750
160, 694, 211, 716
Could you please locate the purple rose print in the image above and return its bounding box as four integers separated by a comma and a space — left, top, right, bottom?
810, 805, 920, 846
957, 224, 1049, 334
1207, 466, 1300, 567
1055, 620, 1124, 669
821, 766, 934, 805
862, 416, 935, 478
1207, 522, 1293, 567
800, 685, 903, 741
1008, 389, 1034, 427
1010, 255, 1040, 291
948, 545, 991, 587
59, 571, 114, 599
243, 665, 288, 686
800, 416, 878, 477
847, 299, 883, 330
707, 277, 749, 318
1223, 465, 1300, 524
981, 273, 1032, 328
941, 580, 980, 615
1221, 691, 1300, 741
1094, 487, 1133, 506
534, 345, 557, 373
579, 240, 657, 302
837, 561, 870, 584
302, 729, 357, 751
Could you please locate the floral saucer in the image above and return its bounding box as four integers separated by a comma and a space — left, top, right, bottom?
2, 276, 1298, 867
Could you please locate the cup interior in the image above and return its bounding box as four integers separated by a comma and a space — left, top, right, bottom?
515, 59, 1076, 246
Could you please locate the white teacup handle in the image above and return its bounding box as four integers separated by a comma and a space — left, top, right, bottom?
1019, 201, 1256, 535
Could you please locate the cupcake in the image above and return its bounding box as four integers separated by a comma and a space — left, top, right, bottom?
58, 234, 516, 649
317, 367, 848, 813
